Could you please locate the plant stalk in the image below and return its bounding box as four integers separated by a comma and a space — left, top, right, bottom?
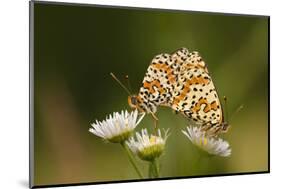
121, 142, 143, 179
148, 159, 159, 178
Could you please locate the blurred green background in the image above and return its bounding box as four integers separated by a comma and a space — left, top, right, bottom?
33, 2, 269, 186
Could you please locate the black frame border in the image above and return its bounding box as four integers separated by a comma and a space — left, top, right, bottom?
29, 0, 270, 188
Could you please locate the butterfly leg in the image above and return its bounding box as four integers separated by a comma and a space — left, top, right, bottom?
200, 121, 212, 132
151, 112, 159, 134
204, 124, 226, 137
200, 122, 219, 137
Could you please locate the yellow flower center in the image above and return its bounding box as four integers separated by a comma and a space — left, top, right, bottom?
124, 118, 129, 128
199, 136, 208, 146
115, 121, 120, 129
149, 136, 157, 144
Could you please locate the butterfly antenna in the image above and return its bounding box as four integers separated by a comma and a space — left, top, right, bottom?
110, 72, 131, 95
125, 75, 133, 93
230, 104, 244, 122
223, 96, 229, 123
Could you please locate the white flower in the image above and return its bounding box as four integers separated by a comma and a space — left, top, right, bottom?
89, 110, 145, 143
182, 126, 231, 157
127, 129, 169, 161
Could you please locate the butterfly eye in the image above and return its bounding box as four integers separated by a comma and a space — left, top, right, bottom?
131, 96, 138, 105
222, 123, 229, 131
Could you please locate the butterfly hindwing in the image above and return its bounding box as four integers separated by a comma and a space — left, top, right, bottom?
170, 51, 223, 126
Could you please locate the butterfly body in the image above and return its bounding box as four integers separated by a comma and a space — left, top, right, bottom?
128, 47, 228, 135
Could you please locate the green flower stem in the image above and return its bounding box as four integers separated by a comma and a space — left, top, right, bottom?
121, 142, 143, 179
148, 159, 159, 178
192, 153, 203, 174
192, 151, 213, 174
153, 159, 160, 178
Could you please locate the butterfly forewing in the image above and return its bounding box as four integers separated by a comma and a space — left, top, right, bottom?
138, 53, 174, 112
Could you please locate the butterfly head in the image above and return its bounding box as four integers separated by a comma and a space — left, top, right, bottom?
220, 96, 243, 133
128, 95, 149, 112
221, 122, 230, 133
221, 103, 243, 134
128, 95, 138, 109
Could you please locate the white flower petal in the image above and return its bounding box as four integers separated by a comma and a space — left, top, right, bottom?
89, 109, 144, 143
182, 126, 231, 157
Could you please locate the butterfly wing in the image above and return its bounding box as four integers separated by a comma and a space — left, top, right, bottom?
136, 48, 224, 129
170, 51, 223, 127
137, 53, 176, 113
138, 48, 191, 109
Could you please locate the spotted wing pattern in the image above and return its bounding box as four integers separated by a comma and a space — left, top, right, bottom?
136, 48, 188, 113
170, 51, 223, 127
136, 47, 223, 129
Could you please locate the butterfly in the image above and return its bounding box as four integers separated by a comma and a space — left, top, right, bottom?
112, 47, 228, 135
